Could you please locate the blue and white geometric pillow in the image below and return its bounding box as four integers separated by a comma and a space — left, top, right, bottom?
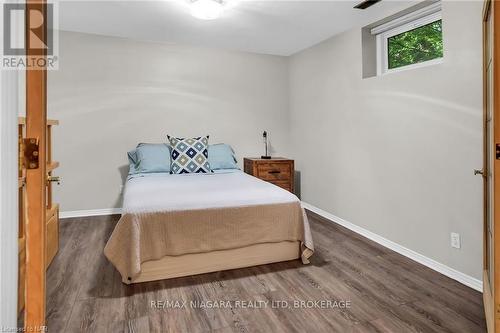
167, 135, 211, 174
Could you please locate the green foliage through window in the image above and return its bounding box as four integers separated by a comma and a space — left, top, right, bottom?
387, 20, 443, 70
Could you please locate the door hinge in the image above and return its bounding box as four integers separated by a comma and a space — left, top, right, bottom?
23, 138, 39, 169
496, 144, 500, 160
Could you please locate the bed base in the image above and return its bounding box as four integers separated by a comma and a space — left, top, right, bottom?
126, 241, 301, 284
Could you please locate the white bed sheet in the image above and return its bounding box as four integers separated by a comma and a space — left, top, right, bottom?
123, 172, 299, 214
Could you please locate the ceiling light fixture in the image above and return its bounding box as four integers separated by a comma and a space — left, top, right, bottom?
190, 0, 226, 20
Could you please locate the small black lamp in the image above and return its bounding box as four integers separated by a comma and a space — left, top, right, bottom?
261, 131, 271, 159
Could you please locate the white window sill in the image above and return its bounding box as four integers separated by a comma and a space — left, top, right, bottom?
378, 57, 444, 77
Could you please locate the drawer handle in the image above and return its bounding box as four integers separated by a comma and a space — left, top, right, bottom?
268, 170, 281, 174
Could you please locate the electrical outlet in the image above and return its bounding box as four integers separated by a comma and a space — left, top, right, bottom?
451, 232, 461, 249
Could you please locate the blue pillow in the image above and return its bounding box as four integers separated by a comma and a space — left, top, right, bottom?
127, 150, 139, 175
212, 169, 241, 174
136, 143, 171, 173
208, 144, 238, 170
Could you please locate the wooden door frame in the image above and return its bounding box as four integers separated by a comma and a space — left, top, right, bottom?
24, 0, 48, 329
483, 0, 500, 332
494, 0, 500, 328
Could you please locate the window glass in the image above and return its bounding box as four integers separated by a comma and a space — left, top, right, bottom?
387, 20, 443, 70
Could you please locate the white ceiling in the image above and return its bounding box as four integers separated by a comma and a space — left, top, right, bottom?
58, 0, 417, 56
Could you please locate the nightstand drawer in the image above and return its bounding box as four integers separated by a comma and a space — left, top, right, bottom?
257, 163, 291, 181
270, 180, 292, 192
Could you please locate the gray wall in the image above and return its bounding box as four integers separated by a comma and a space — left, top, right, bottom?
49, 31, 290, 211
49, 1, 483, 280
288, 1, 483, 279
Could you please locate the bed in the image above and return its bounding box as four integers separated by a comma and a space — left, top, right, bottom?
104, 170, 314, 284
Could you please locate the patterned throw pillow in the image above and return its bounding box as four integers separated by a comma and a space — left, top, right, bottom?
168, 136, 211, 174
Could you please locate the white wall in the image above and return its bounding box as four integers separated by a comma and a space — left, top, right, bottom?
0, 2, 21, 326
49, 31, 290, 211
0, 68, 20, 333
288, 1, 483, 279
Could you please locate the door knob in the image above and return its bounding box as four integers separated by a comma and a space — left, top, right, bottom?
474, 169, 485, 177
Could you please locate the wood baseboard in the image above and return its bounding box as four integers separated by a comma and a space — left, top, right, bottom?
59, 208, 122, 219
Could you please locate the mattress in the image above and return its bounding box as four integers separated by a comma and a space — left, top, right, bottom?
123, 171, 300, 213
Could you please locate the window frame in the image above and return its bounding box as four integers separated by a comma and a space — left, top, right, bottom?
375, 10, 443, 76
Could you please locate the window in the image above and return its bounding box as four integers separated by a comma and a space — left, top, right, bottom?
372, 3, 443, 75
387, 20, 443, 70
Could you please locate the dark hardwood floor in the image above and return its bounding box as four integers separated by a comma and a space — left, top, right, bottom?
46, 211, 486, 333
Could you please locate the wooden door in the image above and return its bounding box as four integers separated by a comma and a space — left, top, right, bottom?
23, 0, 48, 329
483, 1, 499, 332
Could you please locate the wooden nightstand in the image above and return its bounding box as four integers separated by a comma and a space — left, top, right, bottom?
244, 157, 294, 193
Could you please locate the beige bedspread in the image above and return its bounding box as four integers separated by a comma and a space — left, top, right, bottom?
104, 201, 314, 281
104, 172, 314, 281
